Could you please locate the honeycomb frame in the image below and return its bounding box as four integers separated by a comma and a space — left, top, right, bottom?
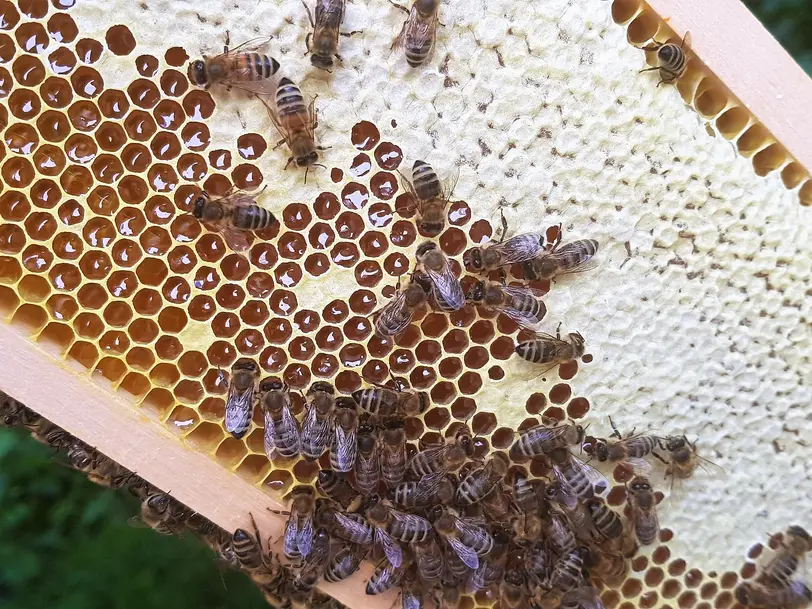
0, 0, 810, 608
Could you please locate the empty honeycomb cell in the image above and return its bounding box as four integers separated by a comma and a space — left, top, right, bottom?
155, 335, 182, 360
105, 24, 135, 56
91, 154, 124, 183
37, 320, 74, 353
752, 143, 787, 177
64, 133, 98, 163
0, 224, 26, 254
94, 356, 127, 383
70, 65, 103, 98
167, 245, 196, 273
693, 80, 728, 119
75, 38, 103, 64
124, 346, 154, 372
0, 191, 31, 221
44, 294, 77, 322
3, 156, 36, 188
16, 21, 49, 54
124, 109, 157, 141
68, 100, 101, 131
5, 123, 39, 155
164, 404, 198, 435
184, 419, 225, 453
111, 238, 142, 267
264, 468, 293, 494
73, 311, 104, 339
11, 303, 48, 332
139, 387, 175, 421
0, 285, 20, 316
780, 162, 807, 190
160, 69, 188, 98
78, 251, 112, 280
174, 379, 204, 403
99, 330, 129, 355
13, 55, 47, 87
10, 90, 43, 121
23, 244, 52, 272
182, 89, 215, 121
157, 307, 187, 334
77, 283, 108, 309
800, 180, 812, 206
128, 317, 159, 344
134, 257, 167, 286
715, 106, 750, 140
161, 277, 190, 305
33, 145, 67, 176
0, 256, 22, 284
737, 124, 772, 157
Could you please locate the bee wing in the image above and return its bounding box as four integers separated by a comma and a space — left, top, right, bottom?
540, 241, 600, 275
444, 534, 479, 569
375, 291, 412, 337
225, 383, 254, 437
440, 166, 461, 202
259, 94, 298, 152
390, 510, 431, 534
297, 514, 315, 558
696, 454, 725, 476
570, 454, 609, 488
282, 405, 301, 455
284, 515, 300, 559
405, 14, 439, 60
263, 409, 276, 459
425, 260, 465, 311
551, 468, 580, 509
391, 7, 417, 51
492, 233, 546, 264
333, 421, 357, 471
623, 457, 653, 476
375, 526, 403, 568
495, 285, 547, 329
214, 36, 274, 57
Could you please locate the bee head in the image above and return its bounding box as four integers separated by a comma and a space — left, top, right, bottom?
187, 60, 207, 87
259, 378, 285, 393
232, 357, 259, 375
146, 493, 170, 513
191, 191, 210, 219
787, 525, 811, 542
297, 151, 319, 167
593, 439, 609, 462
310, 53, 334, 71
466, 280, 486, 303
308, 381, 335, 396
630, 477, 651, 493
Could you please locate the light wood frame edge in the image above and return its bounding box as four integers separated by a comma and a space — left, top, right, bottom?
0, 324, 394, 609
644, 0, 812, 175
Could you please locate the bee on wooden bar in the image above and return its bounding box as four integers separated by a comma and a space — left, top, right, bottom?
353, 380, 429, 417
192, 190, 277, 253
290, 527, 330, 593
455, 452, 509, 506
136, 491, 189, 536
374, 278, 428, 338
316, 470, 358, 508
465, 232, 545, 274
758, 526, 811, 588
221, 358, 259, 440
262, 78, 327, 180
258, 378, 300, 460
415, 241, 465, 312
380, 419, 408, 488
390, 0, 441, 67
301, 0, 359, 70
300, 382, 335, 461
736, 580, 812, 609
331, 398, 358, 473
640, 32, 691, 85
324, 544, 367, 582
514, 323, 586, 374
270, 486, 316, 560
510, 420, 585, 458
367, 498, 433, 567
65, 442, 135, 489
433, 509, 493, 569
366, 559, 406, 595
522, 239, 599, 281
354, 420, 380, 495
232, 514, 283, 588
187, 36, 281, 93
467, 280, 547, 330
399, 160, 458, 237
626, 476, 659, 546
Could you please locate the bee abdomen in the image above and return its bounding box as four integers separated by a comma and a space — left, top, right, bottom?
233, 204, 278, 231
412, 161, 441, 200
515, 340, 556, 364
628, 436, 660, 458
405, 41, 433, 68
277, 78, 306, 116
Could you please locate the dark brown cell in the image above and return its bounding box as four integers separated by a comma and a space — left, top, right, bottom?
9, 89, 41, 121
63, 133, 97, 163
331, 242, 359, 267
159, 69, 188, 97
245, 273, 274, 300
134, 54, 159, 77
150, 131, 181, 160
180, 122, 210, 152
177, 153, 206, 181
458, 371, 482, 395
464, 346, 489, 369
367, 203, 393, 229
153, 99, 184, 130
259, 347, 287, 374
360, 230, 388, 257
24, 211, 57, 241
370, 171, 398, 200
314, 191, 340, 220
355, 260, 382, 287
277, 232, 307, 260
40, 76, 74, 109
70, 66, 103, 98
350, 153, 372, 178
16, 22, 49, 54
339, 343, 366, 368
0, 192, 30, 222
135, 257, 168, 286
374, 142, 402, 170
361, 359, 389, 384
93, 121, 126, 152
330, 167, 343, 183
720, 572, 738, 589
32, 145, 66, 177
105, 271, 136, 299
389, 348, 415, 374
13, 55, 46, 87
438, 356, 462, 379
284, 364, 311, 390
207, 340, 237, 368
59, 164, 93, 196
4, 123, 39, 154
448, 200, 471, 226
315, 325, 343, 351
66, 101, 101, 133
0, 0, 20, 29
548, 383, 571, 404
415, 339, 442, 364
645, 567, 664, 587
274, 262, 302, 288
389, 220, 418, 249
269, 289, 297, 316
75, 38, 103, 64
208, 149, 230, 170
351, 121, 379, 150
439, 227, 467, 256
105, 25, 136, 55
127, 79, 160, 109
21, 244, 53, 273
410, 366, 436, 389
289, 336, 315, 361
639, 592, 658, 609
2, 157, 35, 189
147, 163, 178, 192
182, 89, 215, 120
45, 48, 75, 77
341, 182, 369, 210
91, 154, 124, 184
47, 13, 77, 43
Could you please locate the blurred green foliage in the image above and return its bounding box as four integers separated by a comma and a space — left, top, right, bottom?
0, 6, 809, 608
747, 0, 812, 74
0, 427, 267, 609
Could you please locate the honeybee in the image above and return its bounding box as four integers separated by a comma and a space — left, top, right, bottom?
137, 491, 189, 536
316, 470, 358, 508
759, 526, 811, 588
187, 37, 281, 93
401, 566, 424, 609
550, 449, 607, 500
415, 241, 465, 312
510, 420, 585, 458
735, 580, 812, 609
271, 486, 316, 560
455, 452, 509, 506
500, 557, 528, 609
258, 378, 300, 460
591, 417, 663, 474
353, 381, 429, 417
414, 538, 444, 584
407, 429, 470, 479
433, 509, 493, 569
399, 160, 458, 237
465, 232, 545, 273
221, 358, 259, 440
290, 527, 330, 593
546, 510, 578, 556
433, 582, 462, 609
367, 498, 432, 567
300, 382, 335, 461
65, 442, 136, 489
640, 32, 691, 85
322, 509, 374, 545
546, 481, 597, 543
374, 277, 428, 338
331, 399, 358, 473
559, 586, 607, 609
524, 540, 553, 588
390, 0, 441, 67
192, 190, 278, 253
467, 280, 547, 330
626, 476, 659, 546
366, 559, 406, 595
514, 324, 586, 374
380, 419, 408, 488
587, 548, 628, 588
354, 421, 380, 495
481, 483, 514, 523
302, 0, 357, 71
469, 526, 509, 591
522, 239, 599, 281
388, 475, 455, 508
233, 514, 281, 586
661, 434, 723, 489
511, 471, 546, 543
548, 547, 589, 594
324, 544, 367, 582
583, 498, 623, 542
262, 78, 326, 179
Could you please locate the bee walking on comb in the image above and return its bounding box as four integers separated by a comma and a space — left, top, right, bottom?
639, 31, 691, 86
188, 34, 281, 94
301, 0, 361, 71
192, 189, 277, 253
389, 0, 442, 67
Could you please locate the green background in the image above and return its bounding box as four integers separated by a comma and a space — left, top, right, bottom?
1, 4, 810, 608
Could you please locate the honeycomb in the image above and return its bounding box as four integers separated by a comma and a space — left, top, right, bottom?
0, 0, 810, 608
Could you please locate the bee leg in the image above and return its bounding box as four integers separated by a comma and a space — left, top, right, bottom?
274, 140, 288, 151
387, 0, 410, 13
651, 450, 669, 464
340, 30, 363, 37
304, 33, 312, 57
657, 69, 680, 86
608, 415, 621, 439
555, 321, 562, 340
497, 207, 508, 243
638, 66, 662, 74
217, 368, 229, 389
300, 0, 315, 27
224, 30, 231, 54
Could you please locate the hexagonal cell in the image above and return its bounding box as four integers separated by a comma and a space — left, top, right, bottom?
214, 437, 248, 468
166, 404, 199, 435
118, 371, 151, 398
37, 321, 74, 355
140, 387, 175, 420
